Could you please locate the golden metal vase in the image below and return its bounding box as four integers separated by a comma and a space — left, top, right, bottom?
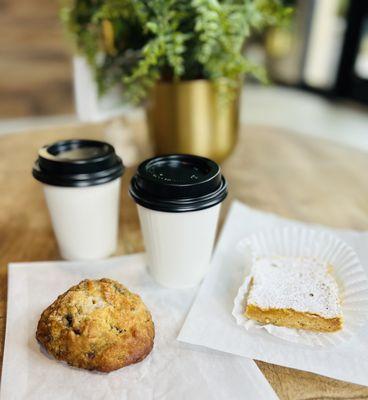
146, 79, 240, 163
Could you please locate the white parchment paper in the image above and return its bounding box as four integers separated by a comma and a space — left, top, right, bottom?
178, 201, 368, 386
0, 253, 278, 400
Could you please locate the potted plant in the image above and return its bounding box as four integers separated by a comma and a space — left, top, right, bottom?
61, 0, 291, 162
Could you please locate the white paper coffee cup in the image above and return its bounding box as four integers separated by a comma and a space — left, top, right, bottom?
130, 154, 227, 289
33, 139, 124, 260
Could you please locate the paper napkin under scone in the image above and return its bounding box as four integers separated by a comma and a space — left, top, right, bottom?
0, 253, 277, 400
178, 201, 368, 386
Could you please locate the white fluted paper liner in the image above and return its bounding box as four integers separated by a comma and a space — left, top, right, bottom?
232, 226, 368, 347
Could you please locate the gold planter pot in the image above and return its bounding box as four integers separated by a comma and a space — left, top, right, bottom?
146, 79, 240, 163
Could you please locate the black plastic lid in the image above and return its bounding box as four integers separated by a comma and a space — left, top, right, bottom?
129, 154, 227, 212
32, 139, 124, 187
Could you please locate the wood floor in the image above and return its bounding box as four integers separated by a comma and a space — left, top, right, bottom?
0, 0, 74, 118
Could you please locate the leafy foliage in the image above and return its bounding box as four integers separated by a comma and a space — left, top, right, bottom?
61, 0, 292, 103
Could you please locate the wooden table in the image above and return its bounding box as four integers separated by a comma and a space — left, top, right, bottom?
1, 119, 368, 399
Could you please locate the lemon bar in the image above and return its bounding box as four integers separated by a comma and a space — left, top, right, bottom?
245, 257, 343, 332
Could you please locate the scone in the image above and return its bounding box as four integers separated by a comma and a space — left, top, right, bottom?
36, 278, 154, 372
244, 257, 343, 332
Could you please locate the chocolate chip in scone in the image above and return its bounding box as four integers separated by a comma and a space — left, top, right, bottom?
65, 314, 73, 327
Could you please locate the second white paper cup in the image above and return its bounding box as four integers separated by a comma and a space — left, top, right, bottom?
138, 203, 221, 288
130, 154, 227, 289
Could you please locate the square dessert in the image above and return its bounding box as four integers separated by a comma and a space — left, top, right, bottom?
244, 257, 343, 332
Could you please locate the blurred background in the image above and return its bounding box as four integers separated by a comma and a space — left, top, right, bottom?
0, 0, 367, 151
